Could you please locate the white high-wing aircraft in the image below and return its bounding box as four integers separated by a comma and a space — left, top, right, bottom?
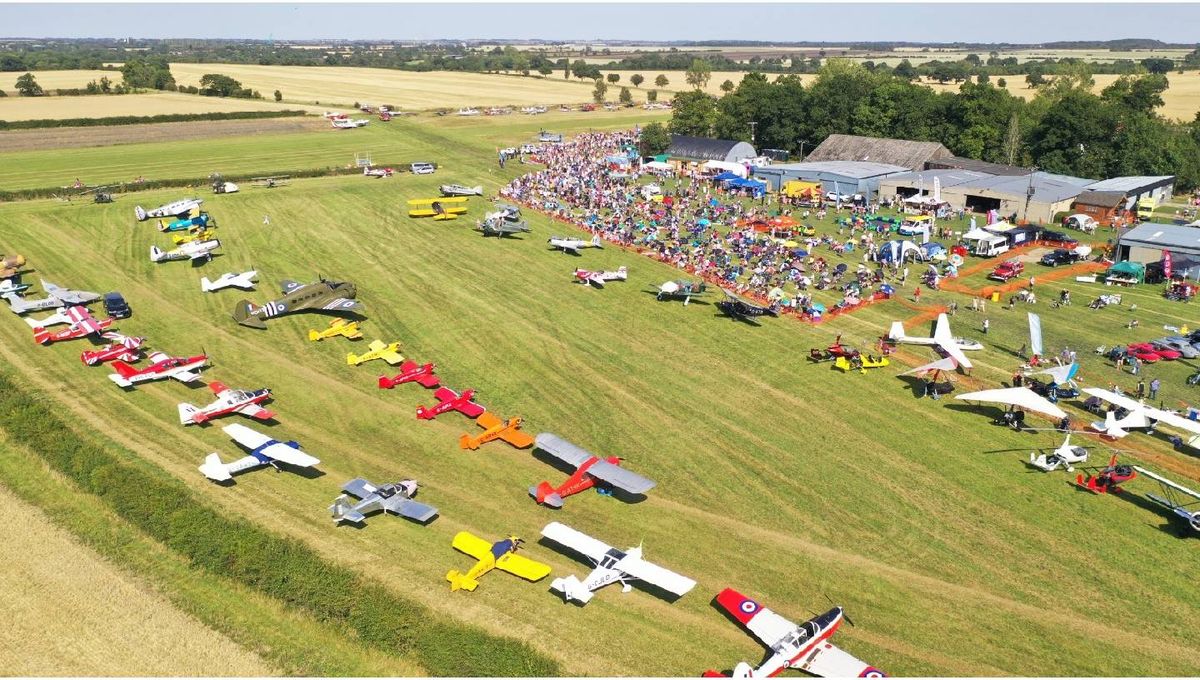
705, 588, 885, 678
1029, 434, 1090, 472
548, 234, 603, 254
199, 423, 319, 482
135, 198, 202, 222
1083, 387, 1200, 446
1132, 466, 1200, 532
201, 270, 258, 293
887, 313, 982, 369
539, 522, 694, 605
150, 238, 221, 263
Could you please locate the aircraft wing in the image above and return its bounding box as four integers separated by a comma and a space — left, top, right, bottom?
499, 428, 535, 448
937, 338, 972, 370
320, 297, 362, 312
222, 423, 318, 468
792, 641, 883, 678
476, 411, 501, 429
898, 357, 957, 376
955, 387, 1067, 420
168, 369, 203, 384
1140, 406, 1200, 437
1035, 362, 1078, 384
534, 433, 596, 469
451, 531, 495, 561
540, 521, 612, 563
341, 477, 378, 499
235, 403, 270, 419
585, 459, 656, 494
617, 555, 696, 597
1133, 466, 1200, 503
383, 497, 438, 523
495, 552, 552, 581
1082, 388, 1147, 413
714, 588, 797, 649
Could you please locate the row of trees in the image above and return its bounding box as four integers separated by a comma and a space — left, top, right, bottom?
661, 60, 1200, 191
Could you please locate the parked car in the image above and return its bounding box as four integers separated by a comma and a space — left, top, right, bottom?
1153, 337, 1200, 359
1040, 248, 1084, 267
989, 259, 1025, 282
1040, 230, 1079, 247
1125, 344, 1162, 363
103, 291, 131, 319
1129, 342, 1179, 361
410, 162, 436, 175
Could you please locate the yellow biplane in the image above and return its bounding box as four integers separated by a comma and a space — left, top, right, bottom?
459, 412, 535, 450
308, 318, 363, 342
446, 532, 551, 592
171, 225, 217, 245
346, 339, 404, 366
407, 197, 468, 221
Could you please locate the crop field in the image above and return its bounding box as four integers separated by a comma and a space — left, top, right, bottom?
0, 469, 275, 676
1, 114, 1199, 676
170, 63, 622, 109
0, 91, 304, 122
0, 68, 115, 94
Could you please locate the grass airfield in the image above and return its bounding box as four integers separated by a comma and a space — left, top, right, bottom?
0, 113, 1198, 676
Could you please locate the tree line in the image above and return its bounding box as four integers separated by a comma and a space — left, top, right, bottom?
650, 60, 1200, 192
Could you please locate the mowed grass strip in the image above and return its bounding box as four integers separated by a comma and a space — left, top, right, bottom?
0, 369, 559, 676
0, 470, 275, 677
0, 167, 1199, 674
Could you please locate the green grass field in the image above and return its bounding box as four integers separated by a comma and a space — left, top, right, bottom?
0, 112, 1199, 676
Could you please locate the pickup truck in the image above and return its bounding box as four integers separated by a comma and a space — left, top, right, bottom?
989, 259, 1025, 282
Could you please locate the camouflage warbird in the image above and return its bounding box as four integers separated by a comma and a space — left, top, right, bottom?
233, 278, 362, 329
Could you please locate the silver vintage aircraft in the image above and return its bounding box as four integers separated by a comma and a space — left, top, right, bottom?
4, 279, 102, 314
548, 234, 603, 255
330, 478, 438, 525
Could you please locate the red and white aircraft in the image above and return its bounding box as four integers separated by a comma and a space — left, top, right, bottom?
32, 306, 113, 345
378, 360, 440, 389
81, 333, 145, 366
415, 387, 485, 420
178, 381, 276, 426
530, 433, 655, 508
574, 265, 628, 288
108, 351, 208, 388
705, 588, 885, 678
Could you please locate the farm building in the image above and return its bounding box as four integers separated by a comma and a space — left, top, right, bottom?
1116, 222, 1200, 273
804, 134, 953, 171
1084, 175, 1175, 206
936, 171, 1094, 224
1071, 190, 1128, 227
666, 135, 757, 163
751, 161, 910, 202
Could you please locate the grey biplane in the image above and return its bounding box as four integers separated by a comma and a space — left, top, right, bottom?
330, 478, 438, 525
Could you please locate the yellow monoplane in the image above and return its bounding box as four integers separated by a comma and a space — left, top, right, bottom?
308, 318, 363, 342
346, 339, 404, 366
446, 532, 551, 592
408, 197, 468, 221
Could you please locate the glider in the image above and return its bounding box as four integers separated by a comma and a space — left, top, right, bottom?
446, 532, 551, 592
530, 433, 655, 508
898, 356, 958, 376
548, 234, 603, 254
201, 270, 258, 293
1132, 466, 1200, 532
80, 333, 145, 366
459, 412, 535, 450
198, 423, 319, 482
539, 521, 695, 605
109, 350, 207, 388
407, 197, 468, 220
178, 381, 275, 426
135, 198, 202, 222
416, 388, 485, 420
308, 318, 363, 342
704, 588, 885, 678
574, 266, 628, 288
1083, 387, 1200, 446
233, 278, 362, 329
347, 339, 404, 366
150, 238, 221, 263
954, 387, 1068, 420
378, 360, 440, 389
330, 478, 437, 525
31, 305, 112, 345
887, 313, 982, 370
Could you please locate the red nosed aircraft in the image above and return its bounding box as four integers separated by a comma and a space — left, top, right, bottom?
379, 360, 440, 389
415, 387, 485, 420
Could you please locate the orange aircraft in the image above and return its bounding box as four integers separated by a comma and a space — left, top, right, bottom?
459, 412, 535, 450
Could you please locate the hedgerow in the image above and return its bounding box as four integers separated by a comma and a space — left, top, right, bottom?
0, 371, 559, 676
0, 109, 307, 130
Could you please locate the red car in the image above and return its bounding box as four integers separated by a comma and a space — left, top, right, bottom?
1128, 342, 1179, 361
989, 259, 1025, 282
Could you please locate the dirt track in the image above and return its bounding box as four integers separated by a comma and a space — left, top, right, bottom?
0, 116, 326, 153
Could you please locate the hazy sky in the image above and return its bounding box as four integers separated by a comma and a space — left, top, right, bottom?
3, 3, 1199, 43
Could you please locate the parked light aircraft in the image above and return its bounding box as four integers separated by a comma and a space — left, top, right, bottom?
539, 521, 695, 605
1084, 387, 1200, 446
178, 381, 275, 425
459, 412, 535, 450
201, 270, 258, 293
548, 234, 603, 254
109, 351, 208, 388
530, 433, 655, 508
135, 198, 202, 222
150, 239, 221, 263
330, 478, 437, 525
1132, 466, 1200, 532
199, 423, 319, 482
446, 532, 550, 591
347, 339, 403, 366
888, 313, 982, 369
575, 266, 628, 288
4, 279, 101, 314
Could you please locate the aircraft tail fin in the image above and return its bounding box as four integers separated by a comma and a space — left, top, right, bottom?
31, 327, 50, 345
232, 301, 266, 329
458, 433, 480, 450
529, 482, 563, 508
329, 495, 365, 524
134, 205, 148, 221
888, 321, 906, 340
149, 245, 167, 262
198, 452, 232, 481
549, 575, 593, 603
591, 234, 603, 248
177, 403, 200, 425
110, 360, 139, 379
377, 374, 398, 389
445, 570, 478, 592
200, 277, 216, 292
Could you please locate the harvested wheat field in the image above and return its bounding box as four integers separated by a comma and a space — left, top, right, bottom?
0, 116, 327, 153
0, 91, 303, 121
170, 63, 606, 108
0, 481, 273, 676
0, 69, 115, 94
